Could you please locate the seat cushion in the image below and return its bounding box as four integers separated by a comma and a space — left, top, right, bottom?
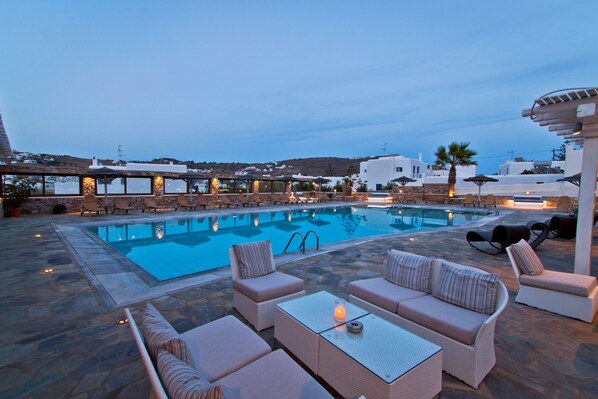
233, 271, 304, 303
157, 350, 223, 399
233, 240, 275, 279
509, 239, 544, 275
398, 295, 490, 345
433, 262, 499, 315
348, 277, 427, 313
141, 302, 181, 363
217, 350, 332, 399
385, 250, 433, 293
180, 315, 271, 382
520, 270, 597, 297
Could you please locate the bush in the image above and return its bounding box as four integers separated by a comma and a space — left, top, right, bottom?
53, 204, 68, 214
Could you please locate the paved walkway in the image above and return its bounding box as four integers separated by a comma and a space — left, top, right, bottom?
0, 205, 596, 398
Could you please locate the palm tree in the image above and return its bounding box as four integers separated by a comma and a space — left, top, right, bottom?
435, 142, 477, 196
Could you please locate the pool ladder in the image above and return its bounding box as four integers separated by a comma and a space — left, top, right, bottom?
283, 230, 320, 254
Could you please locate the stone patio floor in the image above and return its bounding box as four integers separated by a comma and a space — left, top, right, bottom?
0, 204, 596, 398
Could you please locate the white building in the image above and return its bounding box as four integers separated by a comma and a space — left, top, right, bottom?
359, 155, 429, 190
497, 145, 581, 175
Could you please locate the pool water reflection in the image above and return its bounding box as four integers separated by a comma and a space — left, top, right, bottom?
88, 206, 490, 281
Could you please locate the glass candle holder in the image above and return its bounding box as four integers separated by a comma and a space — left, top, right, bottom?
334, 298, 346, 321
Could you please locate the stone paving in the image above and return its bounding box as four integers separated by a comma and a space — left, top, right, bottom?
0, 205, 596, 399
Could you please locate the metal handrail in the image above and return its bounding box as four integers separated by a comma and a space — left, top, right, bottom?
283, 232, 305, 254
302, 230, 320, 253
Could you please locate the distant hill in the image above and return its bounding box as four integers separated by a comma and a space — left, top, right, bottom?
10, 151, 371, 177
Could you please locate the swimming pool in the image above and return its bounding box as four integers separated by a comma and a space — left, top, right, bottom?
88, 205, 490, 281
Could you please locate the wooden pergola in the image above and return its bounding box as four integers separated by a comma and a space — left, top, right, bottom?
522, 87, 598, 275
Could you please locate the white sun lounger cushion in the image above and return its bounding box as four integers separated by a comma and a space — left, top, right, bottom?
519, 270, 597, 297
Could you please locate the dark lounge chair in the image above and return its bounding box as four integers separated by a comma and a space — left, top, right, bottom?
466, 224, 548, 255
527, 214, 580, 240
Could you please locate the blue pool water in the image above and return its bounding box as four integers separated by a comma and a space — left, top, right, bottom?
88, 205, 489, 281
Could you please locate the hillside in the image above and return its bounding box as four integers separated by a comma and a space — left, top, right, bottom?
9, 152, 370, 177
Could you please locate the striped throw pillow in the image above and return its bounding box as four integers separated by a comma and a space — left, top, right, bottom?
509, 239, 544, 276
157, 350, 223, 399
161, 336, 191, 364
385, 250, 433, 293
141, 302, 179, 363
233, 240, 275, 279
433, 262, 499, 315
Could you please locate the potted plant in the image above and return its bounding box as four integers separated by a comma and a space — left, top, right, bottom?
3, 178, 36, 217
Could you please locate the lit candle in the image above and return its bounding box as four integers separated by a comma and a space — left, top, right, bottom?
334, 299, 346, 321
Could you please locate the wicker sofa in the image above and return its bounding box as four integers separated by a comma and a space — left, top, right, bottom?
348, 251, 508, 389
125, 305, 332, 399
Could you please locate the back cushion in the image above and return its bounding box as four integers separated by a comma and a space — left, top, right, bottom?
157, 350, 222, 399
385, 250, 433, 293
233, 240, 275, 279
433, 263, 499, 315
142, 302, 189, 363
509, 239, 544, 276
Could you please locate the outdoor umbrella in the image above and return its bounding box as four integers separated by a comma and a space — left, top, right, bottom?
313, 176, 331, 191
179, 173, 210, 193
86, 167, 125, 208
463, 174, 499, 203
391, 176, 417, 187
557, 173, 581, 187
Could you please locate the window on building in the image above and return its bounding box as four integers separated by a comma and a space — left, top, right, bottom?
126, 178, 152, 194
416, 166, 420, 173
218, 179, 236, 193
97, 177, 152, 195
1, 175, 44, 196
164, 178, 187, 194
44, 176, 81, 195
395, 167, 403, 172
273, 181, 286, 192
364, 169, 367, 173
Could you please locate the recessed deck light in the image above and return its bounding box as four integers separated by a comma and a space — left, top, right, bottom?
116, 318, 129, 325
35, 234, 42, 238
43, 268, 54, 273
409, 238, 415, 242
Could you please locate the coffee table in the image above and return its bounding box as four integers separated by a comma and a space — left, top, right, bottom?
274, 291, 368, 373
319, 313, 442, 399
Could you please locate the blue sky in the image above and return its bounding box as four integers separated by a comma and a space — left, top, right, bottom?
0, 1, 596, 173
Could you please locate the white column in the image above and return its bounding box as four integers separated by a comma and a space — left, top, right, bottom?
574, 132, 598, 275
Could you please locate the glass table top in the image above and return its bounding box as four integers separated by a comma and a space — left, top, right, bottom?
276, 291, 369, 334
320, 314, 442, 383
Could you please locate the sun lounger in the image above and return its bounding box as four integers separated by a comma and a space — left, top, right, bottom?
80, 194, 105, 215
218, 195, 237, 208
506, 240, 598, 323
113, 198, 135, 214
176, 194, 196, 211
461, 193, 475, 207
195, 194, 212, 209
143, 197, 170, 213
466, 224, 547, 255
482, 194, 496, 208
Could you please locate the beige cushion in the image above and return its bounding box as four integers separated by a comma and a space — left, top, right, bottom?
141, 302, 179, 363
348, 277, 427, 313
399, 295, 489, 345
233, 240, 275, 279
510, 239, 544, 275
520, 270, 597, 297
217, 350, 332, 399
233, 271, 304, 303
385, 250, 433, 293
180, 315, 271, 382
433, 262, 499, 315
157, 350, 222, 399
